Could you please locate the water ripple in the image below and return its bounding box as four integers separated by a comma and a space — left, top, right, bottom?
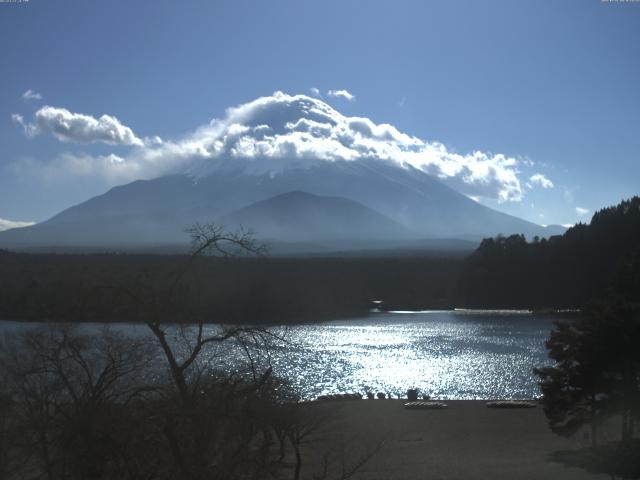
266, 311, 555, 400
0, 311, 557, 400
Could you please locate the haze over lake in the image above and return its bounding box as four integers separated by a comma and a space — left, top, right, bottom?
0, 310, 561, 400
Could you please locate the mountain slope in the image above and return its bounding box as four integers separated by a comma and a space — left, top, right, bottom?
220, 190, 412, 243
0, 159, 557, 250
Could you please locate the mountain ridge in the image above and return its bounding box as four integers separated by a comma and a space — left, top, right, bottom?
0, 159, 563, 252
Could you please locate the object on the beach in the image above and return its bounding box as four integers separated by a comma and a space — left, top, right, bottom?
486, 400, 537, 408
366, 391, 375, 400
407, 389, 419, 401
376, 392, 386, 400
404, 401, 448, 410
316, 392, 363, 402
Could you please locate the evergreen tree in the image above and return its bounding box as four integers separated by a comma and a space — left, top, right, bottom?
535, 299, 640, 447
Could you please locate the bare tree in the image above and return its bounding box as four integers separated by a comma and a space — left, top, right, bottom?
111, 223, 289, 479
127, 223, 270, 406
0, 325, 159, 480
1, 223, 383, 480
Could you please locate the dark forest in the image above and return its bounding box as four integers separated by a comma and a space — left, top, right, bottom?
1, 197, 638, 324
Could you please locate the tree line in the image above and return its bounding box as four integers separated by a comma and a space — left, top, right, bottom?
528, 199, 640, 478
0, 250, 461, 325
1, 196, 639, 323
456, 196, 640, 309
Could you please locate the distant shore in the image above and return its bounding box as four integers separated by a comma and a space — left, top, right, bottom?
0, 306, 580, 326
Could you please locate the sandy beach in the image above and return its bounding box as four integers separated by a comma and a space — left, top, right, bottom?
295, 400, 607, 480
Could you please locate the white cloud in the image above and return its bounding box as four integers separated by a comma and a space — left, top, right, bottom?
0, 217, 35, 231
529, 173, 554, 189
11, 114, 38, 137
576, 207, 590, 216
22, 89, 42, 101
184, 92, 523, 201
327, 89, 355, 101
12, 92, 536, 202
309, 87, 321, 97
13, 106, 144, 147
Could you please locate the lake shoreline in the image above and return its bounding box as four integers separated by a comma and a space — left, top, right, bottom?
304, 399, 602, 479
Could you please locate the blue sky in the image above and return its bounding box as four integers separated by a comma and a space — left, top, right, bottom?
1, 0, 639, 228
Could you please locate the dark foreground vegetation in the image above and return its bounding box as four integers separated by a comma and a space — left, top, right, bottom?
0, 226, 382, 480
535, 298, 640, 478
532, 205, 640, 479
0, 325, 384, 480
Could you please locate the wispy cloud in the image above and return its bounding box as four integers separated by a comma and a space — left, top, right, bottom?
22, 89, 42, 101
0, 217, 35, 231
11, 114, 38, 137
309, 87, 321, 97
12, 106, 145, 147
327, 89, 355, 101
576, 207, 590, 216
529, 173, 554, 189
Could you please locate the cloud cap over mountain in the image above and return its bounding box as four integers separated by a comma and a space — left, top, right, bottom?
183, 92, 526, 202
13, 92, 550, 203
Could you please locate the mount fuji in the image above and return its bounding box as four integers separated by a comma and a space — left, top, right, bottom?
0, 93, 563, 253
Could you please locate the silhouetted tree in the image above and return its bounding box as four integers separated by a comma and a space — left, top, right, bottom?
536, 299, 640, 448
535, 314, 610, 447
0, 326, 159, 480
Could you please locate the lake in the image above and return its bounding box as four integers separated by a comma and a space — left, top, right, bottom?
0, 310, 561, 400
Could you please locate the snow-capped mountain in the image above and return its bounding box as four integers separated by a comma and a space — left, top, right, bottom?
0, 93, 562, 252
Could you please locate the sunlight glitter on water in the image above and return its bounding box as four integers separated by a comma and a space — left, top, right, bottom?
266, 311, 557, 400
0, 310, 559, 400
